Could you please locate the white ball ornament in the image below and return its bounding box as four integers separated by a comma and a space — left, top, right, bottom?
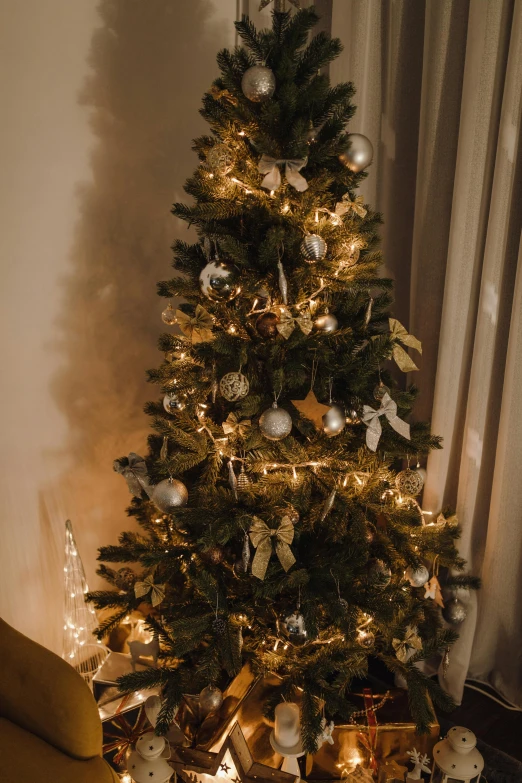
219, 371, 249, 402
313, 312, 338, 334
259, 402, 292, 441
339, 133, 374, 172
405, 565, 430, 588
199, 260, 239, 302
322, 405, 346, 437
151, 477, 188, 513
241, 64, 276, 102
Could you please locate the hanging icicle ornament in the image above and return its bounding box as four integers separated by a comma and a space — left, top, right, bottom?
301, 233, 327, 262
320, 489, 337, 521
228, 460, 238, 500
364, 296, 374, 327
161, 302, 177, 325
277, 259, 288, 304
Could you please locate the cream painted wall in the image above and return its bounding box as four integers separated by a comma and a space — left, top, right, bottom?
0, 0, 236, 654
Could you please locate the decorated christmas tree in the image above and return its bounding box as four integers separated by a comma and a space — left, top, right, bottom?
89, 7, 479, 751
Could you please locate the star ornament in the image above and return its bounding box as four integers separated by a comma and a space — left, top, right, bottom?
291, 390, 331, 429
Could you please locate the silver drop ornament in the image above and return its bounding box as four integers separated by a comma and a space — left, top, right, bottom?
259, 402, 292, 441
241, 65, 276, 103
301, 234, 327, 262
219, 371, 249, 402
443, 598, 467, 626
339, 133, 374, 173
151, 478, 188, 513
199, 261, 239, 302
323, 405, 346, 437
163, 392, 185, 413
199, 684, 223, 716
405, 565, 430, 588
314, 312, 338, 334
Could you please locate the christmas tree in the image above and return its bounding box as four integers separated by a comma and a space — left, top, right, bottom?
88, 7, 479, 750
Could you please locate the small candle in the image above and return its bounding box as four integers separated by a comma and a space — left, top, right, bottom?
274, 702, 300, 748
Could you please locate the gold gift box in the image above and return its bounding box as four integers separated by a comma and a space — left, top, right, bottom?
175, 664, 439, 780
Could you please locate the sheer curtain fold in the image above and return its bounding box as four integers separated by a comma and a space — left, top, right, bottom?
331, 0, 522, 706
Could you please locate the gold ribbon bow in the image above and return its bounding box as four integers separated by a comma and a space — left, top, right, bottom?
334, 193, 367, 219
222, 412, 251, 438
389, 318, 422, 372
249, 515, 296, 580
176, 305, 214, 344
392, 625, 423, 663
134, 575, 166, 607
276, 307, 313, 339
362, 392, 410, 451
258, 154, 308, 192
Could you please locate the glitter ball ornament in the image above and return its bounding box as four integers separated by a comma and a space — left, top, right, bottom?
206, 143, 234, 175
241, 64, 276, 102
151, 478, 188, 513
405, 565, 430, 588
219, 371, 249, 401
163, 392, 185, 413
259, 402, 292, 441
368, 559, 392, 588
314, 312, 338, 334
374, 382, 390, 401
237, 465, 251, 490
395, 469, 425, 497
199, 684, 223, 715
199, 261, 239, 302
301, 234, 327, 262
255, 311, 280, 338
443, 598, 467, 626
339, 133, 374, 172
323, 405, 346, 437
161, 302, 177, 325
358, 629, 375, 649
212, 617, 227, 635
282, 611, 308, 645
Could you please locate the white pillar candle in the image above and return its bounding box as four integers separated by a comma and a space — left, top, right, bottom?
274, 702, 300, 748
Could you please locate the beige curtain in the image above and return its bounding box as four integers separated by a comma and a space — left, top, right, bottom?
331, 0, 522, 706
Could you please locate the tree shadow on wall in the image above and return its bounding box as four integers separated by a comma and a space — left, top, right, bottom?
50, 0, 230, 588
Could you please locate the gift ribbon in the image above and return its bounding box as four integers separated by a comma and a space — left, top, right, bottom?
176, 305, 214, 344
334, 193, 367, 219
134, 575, 166, 607
222, 412, 252, 438
258, 154, 308, 192
389, 318, 422, 372
249, 515, 296, 579
102, 696, 150, 765
362, 392, 410, 451
392, 625, 423, 663
114, 453, 150, 497
276, 307, 313, 339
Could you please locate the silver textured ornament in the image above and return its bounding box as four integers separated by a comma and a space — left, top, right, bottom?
339, 133, 374, 172
322, 405, 346, 437
163, 392, 185, 413
301, 233, 327, 262
277, 259, 288, 305
161, 302, 177, 325
237, 465, 251, 490
405, 565, 430, 588
259, 402, 292, 441
199, 261, 239, 302
395, 468, 424, 497
199, 684, 223, 716
368, 559, 392, 588
241, 65, 276, 103
151, 477, 188, 512
228, 460, 238, 500
212, 617, 227, 635
206, 143, 234, 175
282, 611, 308, 645
219, 372, 249, 401
320, 489, 337, 520
443, 598, 467, 625
314, 312, 338, 334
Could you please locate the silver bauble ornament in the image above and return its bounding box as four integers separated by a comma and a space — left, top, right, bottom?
199, 261, 239, 302
212, 617, 227, 635
282, 611, 308, 645
301, 234, 327, 262
151, 478, 188, 512
161, 302, 177, 325
241, 65, 276, 102
443, 598, 467, 626
259, 402, 292, 441
314, 312, 338, 334
219, 371, 249, 401
405, 565, 430, 588
199, 684, 223, 716
357, 629, 375, 649
368, 559, 392, 588
395, 468, 424, 497
163, 392, 185, 413
206, 143, 234, 175
255, 311, 280, 338
373, 382, 390, 401
339, 133, 374, 172
323, 405, 346, 437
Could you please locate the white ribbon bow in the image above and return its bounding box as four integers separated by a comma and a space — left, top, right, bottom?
258, 154, 308, 192
362, 392, 410, 451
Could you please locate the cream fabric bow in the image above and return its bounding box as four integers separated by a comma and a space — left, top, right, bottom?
249, 515, 296, 580
392, 625, 423, 663
389, 318, 422, 372
222, 412, 251, 438
276, 307, 313, 339
362, 392, 410, 451
335, 193, 367, 219
134, 575, 166, 607
258, 154, 308, 192
176, 305, 214, 344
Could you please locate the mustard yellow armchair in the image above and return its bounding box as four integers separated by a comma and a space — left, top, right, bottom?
0, 618, 120, 783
